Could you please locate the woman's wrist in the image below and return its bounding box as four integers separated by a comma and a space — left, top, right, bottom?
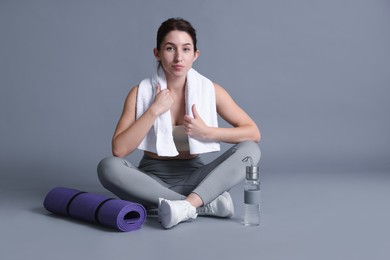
146, 106, 160, 118
205, 127, 218, 141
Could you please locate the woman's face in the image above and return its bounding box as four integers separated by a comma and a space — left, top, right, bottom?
154, 30, 199, 79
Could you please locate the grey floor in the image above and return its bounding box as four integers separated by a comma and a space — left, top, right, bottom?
1, 167, 389, 260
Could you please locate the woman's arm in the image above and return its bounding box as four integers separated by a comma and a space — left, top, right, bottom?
112, 85, 173, 158
183, 83, 260, 144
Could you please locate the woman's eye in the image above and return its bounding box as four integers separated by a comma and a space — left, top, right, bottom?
183, 48, 191, 52
166, 47, 175, 52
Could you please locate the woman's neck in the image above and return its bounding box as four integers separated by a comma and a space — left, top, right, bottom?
166, 75, 186, 92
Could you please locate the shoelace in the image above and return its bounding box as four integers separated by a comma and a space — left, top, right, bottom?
183, 202, 197, 218
197, 203, 213, 214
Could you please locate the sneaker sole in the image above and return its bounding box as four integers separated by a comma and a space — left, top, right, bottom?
159, 199, 174, 229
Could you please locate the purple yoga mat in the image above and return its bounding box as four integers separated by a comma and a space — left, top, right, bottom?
43, 187, 147, 232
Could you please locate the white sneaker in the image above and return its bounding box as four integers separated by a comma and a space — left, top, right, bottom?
197, 191, 234, 218
158, 199, 198, 229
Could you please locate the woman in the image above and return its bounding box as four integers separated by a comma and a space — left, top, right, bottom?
98, 18, 261, 229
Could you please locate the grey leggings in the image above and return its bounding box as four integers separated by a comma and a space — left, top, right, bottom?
97, 141, 260, 207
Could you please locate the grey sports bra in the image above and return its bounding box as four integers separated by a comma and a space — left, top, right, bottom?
172, 125, 190, 151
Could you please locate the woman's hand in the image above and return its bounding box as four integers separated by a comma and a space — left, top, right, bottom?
149, 85, 174, 116
183, 104, 210, 140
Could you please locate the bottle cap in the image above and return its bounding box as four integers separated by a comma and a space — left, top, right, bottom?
242, 156, 259, 180
246, 165, 259, 180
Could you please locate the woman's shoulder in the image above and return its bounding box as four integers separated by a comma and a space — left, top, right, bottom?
212, 82, 230, 96
212, 82, 222, 89
128, 84, 139, 96
124, 85, 139, 105
212, 82, 235, 107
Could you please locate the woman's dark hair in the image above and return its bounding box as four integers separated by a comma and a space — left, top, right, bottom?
156, 18, 197, 52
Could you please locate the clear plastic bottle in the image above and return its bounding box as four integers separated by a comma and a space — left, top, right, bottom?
243, 156, 260, 226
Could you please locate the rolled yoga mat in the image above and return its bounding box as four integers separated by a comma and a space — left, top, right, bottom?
43, 187, 147, 232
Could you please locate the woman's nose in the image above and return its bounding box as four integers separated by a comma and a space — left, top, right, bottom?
174, 50, 183, 62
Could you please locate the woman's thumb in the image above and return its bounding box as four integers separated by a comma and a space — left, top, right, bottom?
155, 84, 161, 93
192, 104, 199, 118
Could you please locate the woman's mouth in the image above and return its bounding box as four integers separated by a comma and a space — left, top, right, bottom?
172, 65, 184, 70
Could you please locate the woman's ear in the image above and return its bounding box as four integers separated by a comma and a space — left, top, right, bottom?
153, 48, 160, 61
193, 50, 200, 62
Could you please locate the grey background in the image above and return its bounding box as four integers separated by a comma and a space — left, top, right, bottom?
1, 0, 389, 260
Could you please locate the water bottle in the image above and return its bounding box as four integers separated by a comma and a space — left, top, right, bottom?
243, 156, 260, 226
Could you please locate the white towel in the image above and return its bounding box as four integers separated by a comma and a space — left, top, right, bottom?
136, 65, 220, 156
